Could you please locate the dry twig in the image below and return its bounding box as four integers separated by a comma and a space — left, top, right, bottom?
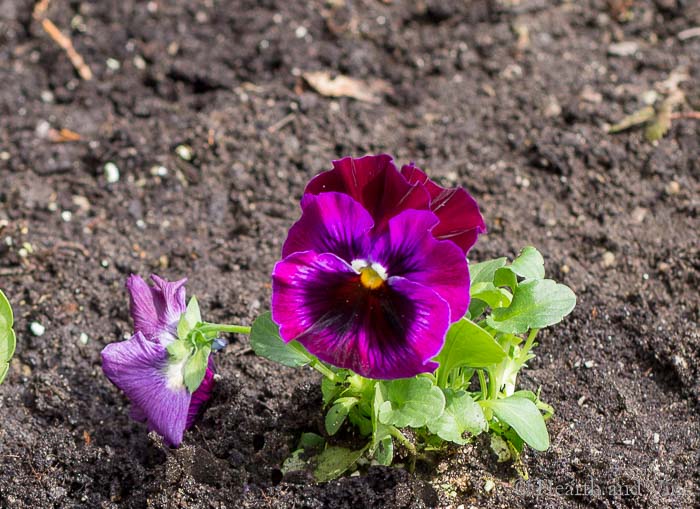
40, 19, 93, 80
33, 1, 93, 81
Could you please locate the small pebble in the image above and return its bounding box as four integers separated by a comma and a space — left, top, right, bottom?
104, 162, 120, 183
175, 145, 193, 161
579, 85, 602, 103
608, 41, 639, 56
150, 165, 168, 177
577, 396, 587, 406
100, 259, 110, 268
40, 90, 55, 103
79, 333, 89, 345
30, 322, 46, 336
602, 251, 616, 267
622, 439, 635, 446
0, 151, 10, 161
584, 360, 595, 369
665, 181, 680, 195
631, 206, 647, 223
61, 210, 72, 222
133, 55, 147, 70
106, 58, 121, 70
657, 262, 670, 272
295, 26, 308, 38
653, 433, 660, 444
484, 479, 495, 493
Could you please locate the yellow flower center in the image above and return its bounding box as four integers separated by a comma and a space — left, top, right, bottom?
360, 266, 385, 290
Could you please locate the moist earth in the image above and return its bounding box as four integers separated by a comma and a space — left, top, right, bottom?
0, 0, 698, 508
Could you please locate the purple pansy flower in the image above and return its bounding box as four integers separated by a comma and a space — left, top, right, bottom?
272, 155, 486, 379
101, 275, 215, 446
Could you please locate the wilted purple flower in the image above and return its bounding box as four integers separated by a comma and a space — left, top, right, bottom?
272, 155, 485, 379
102, 275, 215, 446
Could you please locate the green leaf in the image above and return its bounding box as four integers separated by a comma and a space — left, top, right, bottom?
299, 432, 325, 453
0, 289, 16, 384
494, 267, 518, 290
487, 279, 576, 334
314, 446, 365, 482
482, 395, 550, 451
469, 258, 507, 285
470, 282, 512, 309
370, 383, 393, 463
325, 397, 359, 435
250, 312, 314, 368
510, 246, 545, 280
428, 389, 487, 444
177, 296, 201, 340
321, 377, 342, 406
435, 318, 507, 387
281, 449, 306, 474
183, 346, 210, 393
378, 378, 445, 429
468, 299, 488, 319
0, 289, 15, 354
374, 436, 394, 466
166, 339, 191, 361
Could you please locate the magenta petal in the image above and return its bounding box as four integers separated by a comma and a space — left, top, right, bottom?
281, 192, 374, 262
401, 164, 486, 254
371, 209, 471, 321
126, 274, 187, 345
271, 251, 449, 379
186, 360, 215, 428
305, 155, 430, 233
101, 332, 190, 447
272, 251, 357, 341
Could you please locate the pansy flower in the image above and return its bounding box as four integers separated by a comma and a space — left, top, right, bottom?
272, 155, 486, 379
102, 275, 215, 446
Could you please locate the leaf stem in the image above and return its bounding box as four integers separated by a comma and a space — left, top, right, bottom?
389, 427, 416, 473
309, 358, 342, 382
518, 328, 539, 364
478, 370, 488, 400
199, 323, 252, 335
487, 368, 498, 400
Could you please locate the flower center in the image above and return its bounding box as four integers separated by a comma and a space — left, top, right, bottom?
352, 260, 388, 290
360, 266, 385, 290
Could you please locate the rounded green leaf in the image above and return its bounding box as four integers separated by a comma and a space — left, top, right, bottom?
510, 246, 545, 280
428, 389, 487, 444
314, 446, 366, 482
469, 258, 507, 285
434, 318, 507, 386
250, 312, 314, 368
482, 395, 550, 451
487, 279, 576, 334
378, 378, 445, 429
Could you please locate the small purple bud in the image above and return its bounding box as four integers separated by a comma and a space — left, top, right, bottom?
212, 337, 228, 351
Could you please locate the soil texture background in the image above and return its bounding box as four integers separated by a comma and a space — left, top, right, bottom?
0, 0, 698, 508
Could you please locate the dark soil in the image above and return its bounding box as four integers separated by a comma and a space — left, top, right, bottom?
1, 0, 698, 507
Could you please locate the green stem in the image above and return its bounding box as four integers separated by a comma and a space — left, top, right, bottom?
487, 368, 498, 400
389, 427, 416, 473
199, 323, 252, 335
519, 328, 539, 362
478, 370, 488, 400
309, 358, 342, 382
